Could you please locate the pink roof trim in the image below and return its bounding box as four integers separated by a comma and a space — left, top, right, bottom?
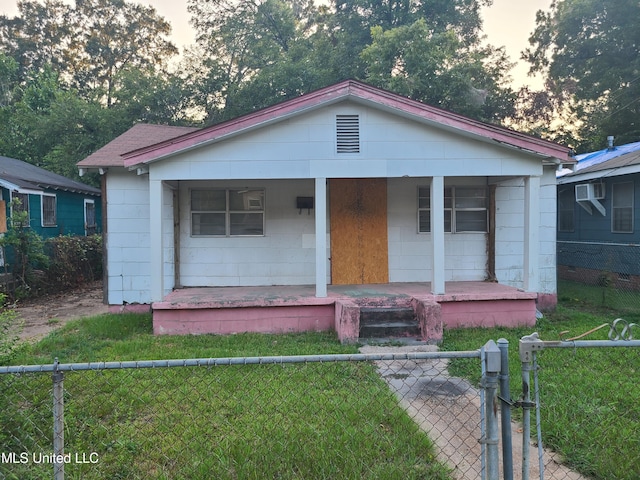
122, 80, 571, 168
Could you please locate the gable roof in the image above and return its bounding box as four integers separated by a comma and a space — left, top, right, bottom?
120, 80, 572, 169
0, 156, 100, 195
558, 147, 640, 184
77, 123, 199, 170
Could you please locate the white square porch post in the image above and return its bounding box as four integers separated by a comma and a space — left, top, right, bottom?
150, 179, 164, 302
315, 177, 328, 297
523, 176, 540, 293
431, 176, 446, 294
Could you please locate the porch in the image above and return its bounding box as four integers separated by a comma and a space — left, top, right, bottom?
152, 281, 538, 343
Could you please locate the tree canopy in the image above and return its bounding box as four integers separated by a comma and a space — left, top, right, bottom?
524, 0, 640, 151
185, 0, 514, 124
0, 0, 188, 184
2, 0, 636, 179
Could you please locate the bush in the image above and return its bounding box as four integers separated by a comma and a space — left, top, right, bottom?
0, 293, 20, 362
43, 235, 103, 292
0, 199, 48, 299
0, 199, 102, 298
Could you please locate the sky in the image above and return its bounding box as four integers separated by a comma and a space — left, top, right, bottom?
1, 0, 553, 89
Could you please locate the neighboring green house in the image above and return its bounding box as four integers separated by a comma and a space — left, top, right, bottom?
0, 155, 101, 268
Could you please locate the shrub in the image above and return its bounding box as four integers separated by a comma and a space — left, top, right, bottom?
43, 235, 103, 292
0, 197, 102, 298
0, 199, 48, 299
0, 292, 20, 362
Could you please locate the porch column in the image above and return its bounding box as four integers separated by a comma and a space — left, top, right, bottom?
431, 176, 445, 294
523, 176, 540, 292
315, 177, 328, 297
150, 179, 164, 302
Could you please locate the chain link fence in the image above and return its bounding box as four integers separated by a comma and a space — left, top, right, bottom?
557, 241, 640, 315
4, 335, 636, 479
1, 349, 494, 480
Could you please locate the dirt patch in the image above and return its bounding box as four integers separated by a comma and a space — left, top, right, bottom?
9, 281, 109, 342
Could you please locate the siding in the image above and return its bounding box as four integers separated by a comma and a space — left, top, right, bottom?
494, 167, 557, 295
1, 187, 100, 238
106, 171, 151, 305
150, 103, 543, 182
179, 179, 319, 287
106, 101, 559, 304
558, 173, 640, 244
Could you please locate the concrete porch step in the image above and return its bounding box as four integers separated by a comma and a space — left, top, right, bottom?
359, 307, 420, 338
360, 306, 415, 323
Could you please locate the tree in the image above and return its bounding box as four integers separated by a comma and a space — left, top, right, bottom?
110, 66, 199, 126
186, 0, 513, 124
360, 19, 516, 122
0, 0, 73, 79
0, 0, 179, 107
0, 2, 192, 183
0, 64, 117, 184
68, 0, 178, 106
0, 199, 48, 299
187, 0, 319, 121
524, 0, 640, 150
330, 0, 492, 80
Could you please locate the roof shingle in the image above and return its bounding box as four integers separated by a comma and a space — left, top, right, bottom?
0, 156, 100, 195
77, 124, 199, 169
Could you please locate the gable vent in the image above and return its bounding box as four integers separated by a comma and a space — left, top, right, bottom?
336, 115, 360, 154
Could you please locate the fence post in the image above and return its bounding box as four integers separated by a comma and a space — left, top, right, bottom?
52, 358, 64, 480
482, 340, 501, 480
498, 338, 513, 480
519, 333, 545, 480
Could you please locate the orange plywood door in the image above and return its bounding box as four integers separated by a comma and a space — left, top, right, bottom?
329, 178, 389, 285
0, 201, 6, 233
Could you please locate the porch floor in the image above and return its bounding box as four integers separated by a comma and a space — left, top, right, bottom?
152, 282, 538, 341
154, 281, 535, 307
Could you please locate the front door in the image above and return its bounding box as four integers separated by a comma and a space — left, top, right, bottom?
329, 178, 389, 284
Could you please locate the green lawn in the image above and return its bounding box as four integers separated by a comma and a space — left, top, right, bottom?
443, 301, 640, 480
558, 278, 640, 316
1, 315, 451, 480
2, 285, 639, 480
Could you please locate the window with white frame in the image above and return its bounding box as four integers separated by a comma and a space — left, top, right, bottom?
558, 186, 575, 232
418, 186, 488, 233
191, 188, 265, 236
12, 192, 29, 215
84, 199, 97, 235
10, 192, 30, 227
42, 194, 57, 227
612, 182, 633, 233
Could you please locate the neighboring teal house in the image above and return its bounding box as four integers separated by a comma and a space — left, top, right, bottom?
0, 155, 101, 267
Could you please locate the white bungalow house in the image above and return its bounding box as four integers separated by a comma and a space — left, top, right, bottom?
78, 80, 572, 342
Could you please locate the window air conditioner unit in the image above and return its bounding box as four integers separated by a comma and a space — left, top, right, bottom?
575, 183, 605, 201
575, 183, 606, 216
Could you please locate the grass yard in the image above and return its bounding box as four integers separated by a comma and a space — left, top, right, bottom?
443, 301, 640, 480
2, 282, 639, 479
558, 278, 640, 316
1, 315, 451, 480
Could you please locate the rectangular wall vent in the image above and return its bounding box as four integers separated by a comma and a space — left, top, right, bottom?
336, 115, 360, 153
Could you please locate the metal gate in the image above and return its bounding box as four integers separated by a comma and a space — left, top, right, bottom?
502, 319, 640, 480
